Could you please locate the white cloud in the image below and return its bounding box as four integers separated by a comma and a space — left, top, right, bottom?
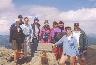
0, 0, 16, 35
60, 8, 96, 21
28, 7, 96, 35
0, 0, 14, 10
0, 0, 17, 19
59, 8, 96, 35
29, 6, 60, 19
0, 2, 96, 35
0, 17, 10, 35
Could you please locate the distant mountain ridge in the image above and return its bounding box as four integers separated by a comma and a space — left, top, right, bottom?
88, 34, 96, 45
0, 34, 96, 47
0, 35, 10, 47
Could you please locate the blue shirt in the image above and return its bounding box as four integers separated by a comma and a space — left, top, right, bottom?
55, 35, 79, 56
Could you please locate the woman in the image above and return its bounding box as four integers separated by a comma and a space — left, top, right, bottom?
40, 20, 51, 43
51, 21, 63, 60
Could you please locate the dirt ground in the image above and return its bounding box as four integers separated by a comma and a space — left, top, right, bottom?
0, 44, 96, 65
86, 47, 96, 65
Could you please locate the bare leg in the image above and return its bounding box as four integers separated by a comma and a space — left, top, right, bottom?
14, 51, 16, 61
59, 54, 68, 65
70, 56, 76, 65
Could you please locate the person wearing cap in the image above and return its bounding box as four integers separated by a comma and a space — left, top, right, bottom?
73, 23, 88, 65
9, 19, 25, 62
40, 20, 51, 43
32, 17, 40, 40
10, 15, 24, 43
31, 17, 40, 56
18, 15, 24, 25
53, 26, 79, 65
20, 17, 33, 57
73, 23, 81, 48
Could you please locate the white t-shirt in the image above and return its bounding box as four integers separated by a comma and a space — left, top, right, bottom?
20, 24, 32, 36
67, 35, 72, 41
73, 31, 81, 47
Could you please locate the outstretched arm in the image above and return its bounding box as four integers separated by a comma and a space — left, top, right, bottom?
55, 36, 64, 46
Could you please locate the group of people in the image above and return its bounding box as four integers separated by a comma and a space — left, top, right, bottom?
53, 24, 88, 65
9, 15, 88, 65
10, 15, 40, 63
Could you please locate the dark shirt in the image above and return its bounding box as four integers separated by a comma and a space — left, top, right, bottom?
10, 24, 25, 43
9, 21, 24, 43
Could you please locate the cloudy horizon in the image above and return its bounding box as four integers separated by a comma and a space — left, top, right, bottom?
0, 0, 96, 36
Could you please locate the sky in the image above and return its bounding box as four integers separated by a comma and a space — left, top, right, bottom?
13, 0, 96, 10
0, 0, 96, 35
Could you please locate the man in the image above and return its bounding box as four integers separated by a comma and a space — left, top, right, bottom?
53, 27, 79, 65
32, 17, 40, 42
20, 17, 33, 57
73, 23, 88, 65
9, 19, 25, 62
31, 17, 40, 56
10, 15, 24, 43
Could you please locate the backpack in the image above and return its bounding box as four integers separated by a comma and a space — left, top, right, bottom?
9, 23, 16, 43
